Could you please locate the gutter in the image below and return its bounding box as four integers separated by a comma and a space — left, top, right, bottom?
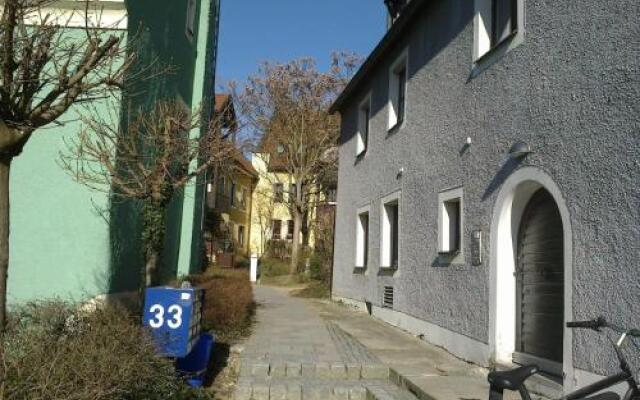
330, 0, 428, 114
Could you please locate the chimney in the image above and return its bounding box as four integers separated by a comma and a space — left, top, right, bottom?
385, 0, 408, 28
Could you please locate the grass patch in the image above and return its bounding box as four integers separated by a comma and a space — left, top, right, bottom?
291, 280, 331, 299
259, 257, 292, 277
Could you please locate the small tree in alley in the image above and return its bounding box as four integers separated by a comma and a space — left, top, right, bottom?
0, 0, 138, 385
61, 100, 236, 290
233, 53, 359, 274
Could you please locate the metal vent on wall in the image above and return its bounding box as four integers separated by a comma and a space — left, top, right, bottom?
383, 286, 394, 308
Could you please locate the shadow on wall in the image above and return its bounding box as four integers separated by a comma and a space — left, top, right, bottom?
482, 157, 523, 201
108, 198, 143, 293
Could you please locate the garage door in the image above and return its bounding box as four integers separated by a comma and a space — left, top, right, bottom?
515, 188, 564, 371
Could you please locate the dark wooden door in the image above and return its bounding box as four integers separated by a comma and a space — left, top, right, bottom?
515, 189, 564, 369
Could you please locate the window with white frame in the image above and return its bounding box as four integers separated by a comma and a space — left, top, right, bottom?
355, 207, 370, 268
185, 0, 197, 41
438, 188, 464, 256
474, 0, 520, 60
356, 95, 371, 156
381, 192, 401, 268
388, 51, 408, 131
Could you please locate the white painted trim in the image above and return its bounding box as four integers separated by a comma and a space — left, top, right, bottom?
16, 1, 128, 30
355, 205, 371, 268
333, 295, 490, 367
387, 48, 408, 131
488, 167, 574, 392
380, 190, 401, 269
473, 0, 492, 60
356, 93, 372, 157
437, 187, 464, 261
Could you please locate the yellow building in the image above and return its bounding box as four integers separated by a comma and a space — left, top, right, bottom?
204, 95, 258, 265
249, 152, 299, 257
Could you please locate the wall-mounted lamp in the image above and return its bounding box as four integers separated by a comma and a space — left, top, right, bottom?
508, 141, 532, 159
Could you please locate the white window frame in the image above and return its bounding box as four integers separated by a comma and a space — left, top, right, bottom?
438, 187, 464, 262
473, 0, 524, 63
387, 49, 408, 131
380, 190, 401, 269
356, 94, 371, 157
185, 0, 197, 42
355, 205, 371, 268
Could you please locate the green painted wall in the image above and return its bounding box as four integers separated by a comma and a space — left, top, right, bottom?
177, 0, 221, 276
8, 0, 220, 304
9, 73, 116, 304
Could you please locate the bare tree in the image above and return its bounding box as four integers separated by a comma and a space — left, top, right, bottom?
0, 0, 141, 389
233, 53, 359, 274
251, 186, 276, 256
61, 100, 236, 290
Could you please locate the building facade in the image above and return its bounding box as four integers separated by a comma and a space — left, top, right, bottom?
249, 153, 302, 257
8, 0, 221, 304
331, 0, 639, 393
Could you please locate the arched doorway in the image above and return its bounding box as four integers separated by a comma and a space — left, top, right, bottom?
514, 188, 564, 371
489, 168, 573, 389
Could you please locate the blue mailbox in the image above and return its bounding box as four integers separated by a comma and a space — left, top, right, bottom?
143, 286, 204, 358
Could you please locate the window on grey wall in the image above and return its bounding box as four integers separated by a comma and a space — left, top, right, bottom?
492, 0, 517, 46
381, 193, 401, 268
475, 0, 519, 60
390, 203, 399, 267
357, 96, 371, 156
388, 51, 408, 130
438, 188, 464, 255
356, 211, 369, 268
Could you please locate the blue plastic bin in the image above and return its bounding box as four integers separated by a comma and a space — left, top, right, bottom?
176, 333, 216, 387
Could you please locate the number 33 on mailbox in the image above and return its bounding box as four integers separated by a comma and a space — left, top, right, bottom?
143, 287, 204, 358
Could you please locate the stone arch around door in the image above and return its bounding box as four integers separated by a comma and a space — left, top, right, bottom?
488, 167, 574, 391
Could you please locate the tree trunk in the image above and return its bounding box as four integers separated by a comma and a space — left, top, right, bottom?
141, 199, 167, 288
290, 209, 302, 275
144, 250, 159, 287
0, 156, 11, 397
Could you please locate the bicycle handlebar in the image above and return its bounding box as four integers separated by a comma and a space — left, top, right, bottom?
567, 317, 607, 330
566, 317, 640, 337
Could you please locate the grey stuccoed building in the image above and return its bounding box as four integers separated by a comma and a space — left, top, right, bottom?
329, 0, 639, 395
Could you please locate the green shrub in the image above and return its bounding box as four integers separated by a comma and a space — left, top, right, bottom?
4, 301, 211, 400
309, 251, 331, 283
234, 255, 250, 269
260, 257, 290, 277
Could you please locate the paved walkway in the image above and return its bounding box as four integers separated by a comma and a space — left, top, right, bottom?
236, 286, 544, 400
240, 285, 343, 364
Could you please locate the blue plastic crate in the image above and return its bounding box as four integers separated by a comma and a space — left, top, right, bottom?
143, 287, 204, 358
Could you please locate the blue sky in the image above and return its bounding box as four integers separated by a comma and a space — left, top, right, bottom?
215, 0, 387, 88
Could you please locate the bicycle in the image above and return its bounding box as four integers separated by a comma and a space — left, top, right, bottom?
488, 317, 640, 400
